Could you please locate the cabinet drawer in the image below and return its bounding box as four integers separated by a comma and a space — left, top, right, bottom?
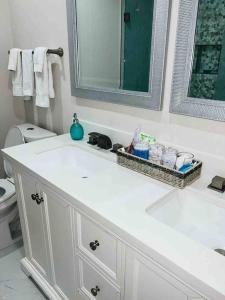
76, 212, 122, 281
77, 256, 120, 300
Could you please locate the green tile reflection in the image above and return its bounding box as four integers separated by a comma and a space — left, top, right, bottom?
188, 0, 225, 101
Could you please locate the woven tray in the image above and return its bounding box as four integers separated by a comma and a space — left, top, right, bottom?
117, 148, 202, 189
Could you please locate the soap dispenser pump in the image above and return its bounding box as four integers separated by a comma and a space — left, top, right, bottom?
70, 113, 84, 140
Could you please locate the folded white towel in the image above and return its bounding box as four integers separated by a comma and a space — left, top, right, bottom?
22, 49, 34, 98
48, 54, 62, 99
8, 48, 23, 96
34, 47, 50, 108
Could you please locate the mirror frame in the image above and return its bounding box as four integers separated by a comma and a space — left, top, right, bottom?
170, 0, 225, 121
66, 0, 169, 110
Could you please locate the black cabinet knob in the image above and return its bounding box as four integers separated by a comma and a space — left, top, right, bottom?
89, 240, 100, 251
31, 193, 38, 201
91, 286, 100, 297
31, 193, 44, 205
36, 196, 44, 205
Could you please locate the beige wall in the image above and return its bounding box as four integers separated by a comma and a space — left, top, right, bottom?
0, 0, 25, 177
8, 0, 225, 162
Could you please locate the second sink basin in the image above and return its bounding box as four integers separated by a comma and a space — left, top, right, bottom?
146, 189, 225, 250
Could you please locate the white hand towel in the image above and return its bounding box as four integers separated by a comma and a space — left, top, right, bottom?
8, 48, 23, 96
22, 49, 34, 98
8, 48, 18, 71
48, 54, 62, 99
33, 47, 47, 72
34, 47, 50, 107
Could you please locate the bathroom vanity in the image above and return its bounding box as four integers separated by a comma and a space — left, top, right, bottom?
2, 134, 225, 300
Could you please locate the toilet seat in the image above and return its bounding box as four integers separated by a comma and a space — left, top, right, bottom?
0, 179, 16, 207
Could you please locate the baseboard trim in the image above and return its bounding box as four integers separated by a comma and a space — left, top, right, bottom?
21, 258, 61, 300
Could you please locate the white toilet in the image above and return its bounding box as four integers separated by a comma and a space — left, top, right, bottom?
0, 123, 56, 255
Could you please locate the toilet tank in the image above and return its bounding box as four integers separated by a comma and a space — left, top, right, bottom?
3, 124, 56, 178
17, 123, 56, 142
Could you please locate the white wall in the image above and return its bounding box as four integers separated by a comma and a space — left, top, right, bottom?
77, 0, 121, 89
8, 0, 225, 171
0, 0, 25, 177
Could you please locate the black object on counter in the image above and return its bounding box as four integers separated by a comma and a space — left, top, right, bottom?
97, 134, 112, 150
87, 132, 102, 145
111, 143, 124, 153
87, 132, 112, 150
208, 176, 225, 193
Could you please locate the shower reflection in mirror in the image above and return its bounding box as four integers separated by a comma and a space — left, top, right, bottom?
188, 0, 225, 101
76, 0, 154, 93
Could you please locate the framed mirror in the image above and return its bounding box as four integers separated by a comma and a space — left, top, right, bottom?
170, 0, 225, 121
66, 0, 169, 110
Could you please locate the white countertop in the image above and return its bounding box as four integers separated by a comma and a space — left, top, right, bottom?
2, 134, 225, 299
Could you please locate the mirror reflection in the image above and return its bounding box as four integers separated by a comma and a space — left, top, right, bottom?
76, 0, 154, 93
188, 0, 225, 101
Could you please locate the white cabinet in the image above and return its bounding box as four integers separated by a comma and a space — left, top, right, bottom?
15, 170, 208, 300
19, 173, 51, 281
17, 172, 76, 299
124, 248, 205, 300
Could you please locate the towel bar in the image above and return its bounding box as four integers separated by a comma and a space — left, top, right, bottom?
8, 47, 64, 57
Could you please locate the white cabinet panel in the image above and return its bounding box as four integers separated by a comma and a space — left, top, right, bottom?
19, 173, 50, 281
43, 185, 76, 300
77, 256, 120, 300
124, 248, 204, 300
18, 172, 77, 299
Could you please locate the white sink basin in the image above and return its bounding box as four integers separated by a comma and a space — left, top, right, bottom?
28, 145, 114, 178
146, 189, 225, 250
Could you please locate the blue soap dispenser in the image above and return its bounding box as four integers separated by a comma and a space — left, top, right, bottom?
70, 113, 84, 140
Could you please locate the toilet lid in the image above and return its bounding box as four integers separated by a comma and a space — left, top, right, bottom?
3, 127, 25, 178
17, 123, 56, 142
4, 127, 24, 148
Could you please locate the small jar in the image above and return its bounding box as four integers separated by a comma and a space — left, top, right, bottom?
162, 147, 177, 169
132, 143, 149, 160
176, 152, 194, 170
149, 144, 165, 164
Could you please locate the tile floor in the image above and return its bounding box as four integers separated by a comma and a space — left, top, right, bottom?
0, 247, 47, 299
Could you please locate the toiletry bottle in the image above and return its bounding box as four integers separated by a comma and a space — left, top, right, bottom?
70, 113, 84, 140
128, 127, 141, 153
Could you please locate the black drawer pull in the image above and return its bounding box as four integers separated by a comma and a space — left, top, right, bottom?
91, 286, 100, 296
89, 240, 100, 251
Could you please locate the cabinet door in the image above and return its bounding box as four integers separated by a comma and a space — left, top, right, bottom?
124, 248, 204, 300
19, 173, 50, 280
42, 185, 76, 300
